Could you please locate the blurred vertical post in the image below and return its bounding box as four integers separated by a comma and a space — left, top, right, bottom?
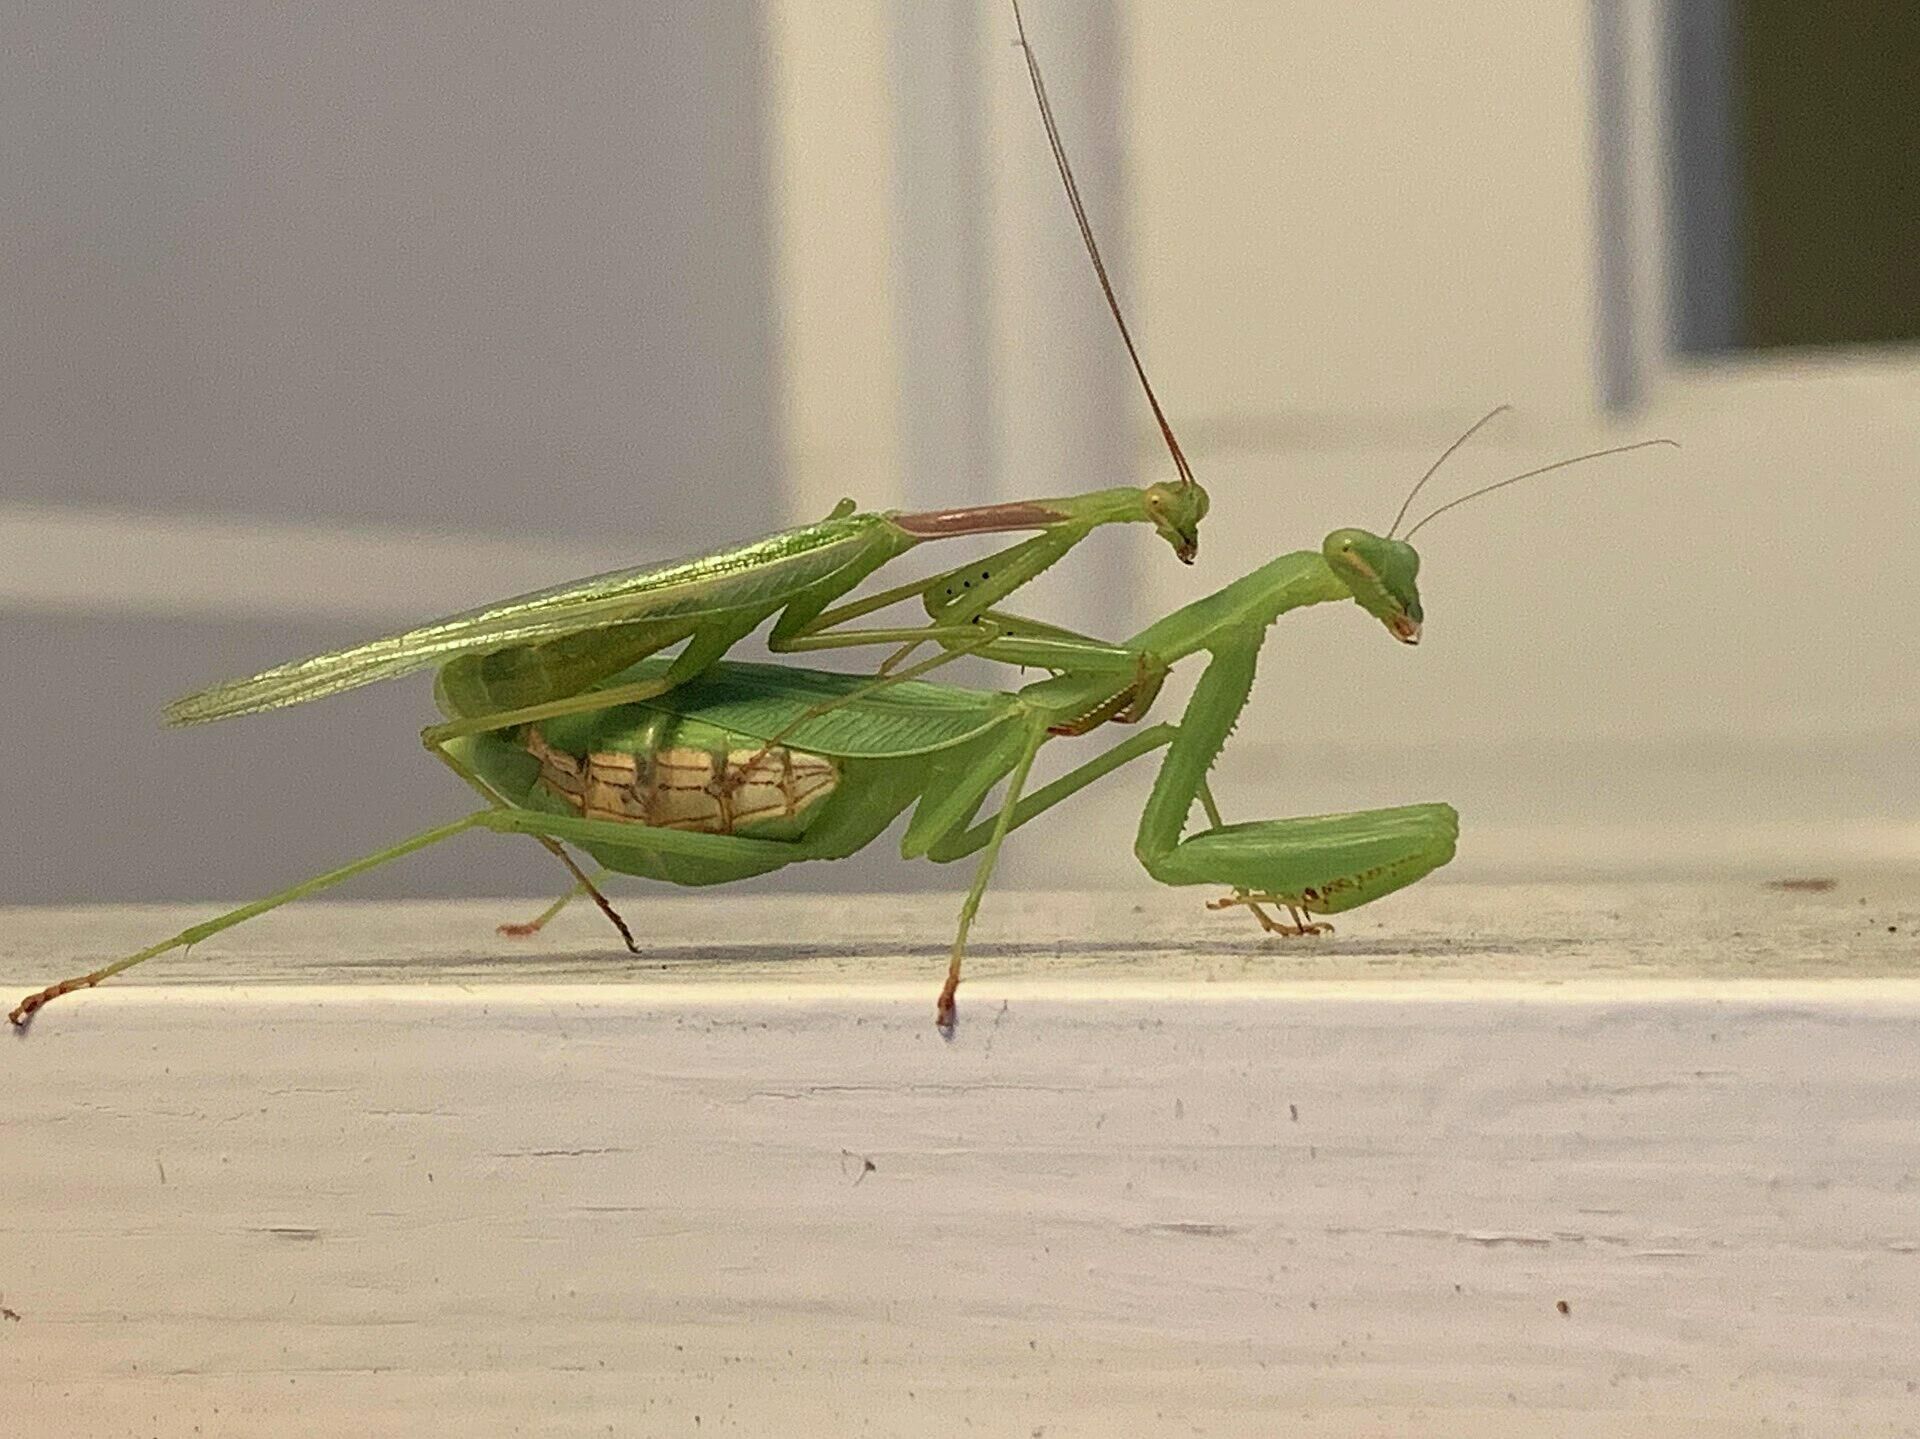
984, 0, 1137, 638
764, 0, 903, 521
769, 1, 1136, 635
890, 0, 996, 512
1588, 0, 1641, 413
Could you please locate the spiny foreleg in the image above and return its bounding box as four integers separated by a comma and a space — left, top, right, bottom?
1132, 637, 1458, 920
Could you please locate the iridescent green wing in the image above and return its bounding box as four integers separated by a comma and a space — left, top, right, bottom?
559, 657, 1016, 759
165, 512, 899, 726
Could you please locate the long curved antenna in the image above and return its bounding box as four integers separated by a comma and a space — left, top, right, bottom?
1385, 404, 1511, 538
1401, 439, 1678, 541
1010, 0, 1196, 489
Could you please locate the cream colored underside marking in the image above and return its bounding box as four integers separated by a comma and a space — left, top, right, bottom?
525, 728, 836, 835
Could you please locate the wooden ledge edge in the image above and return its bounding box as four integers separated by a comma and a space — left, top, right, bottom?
12, 976, 1920, 1012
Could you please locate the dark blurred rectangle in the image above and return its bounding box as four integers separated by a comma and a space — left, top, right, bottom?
1671, 1, 1920, 352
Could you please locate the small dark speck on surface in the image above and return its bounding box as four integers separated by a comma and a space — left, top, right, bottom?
1765, 878, 1837, 892
1289, 1103, 1299, 1122
1556, 1299, 1571, 1316
1, 1306, 21, 1322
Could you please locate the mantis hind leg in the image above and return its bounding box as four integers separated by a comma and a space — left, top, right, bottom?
427, 738, 637, 953
497, 875, 601, 938
12, 807, 810, 1026
9, 813, 492, 1026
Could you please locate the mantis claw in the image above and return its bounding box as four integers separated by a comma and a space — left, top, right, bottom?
1206, 892, 1335, 937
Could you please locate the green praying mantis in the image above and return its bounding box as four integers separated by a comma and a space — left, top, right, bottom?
6, 1, 1674, 1029
7, 423, 1672, 1031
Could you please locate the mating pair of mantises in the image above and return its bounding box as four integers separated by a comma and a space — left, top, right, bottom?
9, 3, 1672, 1031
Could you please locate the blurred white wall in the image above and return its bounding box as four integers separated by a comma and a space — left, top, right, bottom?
776, 0, 1918, 882
1, 3, 787, 900
1114, 0, 1917, 877
3, 0, 1914, 906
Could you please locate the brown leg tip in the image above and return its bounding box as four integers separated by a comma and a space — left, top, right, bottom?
496, 922, 541, 939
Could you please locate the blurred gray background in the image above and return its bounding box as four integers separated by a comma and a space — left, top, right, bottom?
5, 2, 788, 899
4, 1, 1916, 905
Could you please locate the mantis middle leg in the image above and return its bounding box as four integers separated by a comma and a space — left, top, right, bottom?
894, 714, 1181, 1030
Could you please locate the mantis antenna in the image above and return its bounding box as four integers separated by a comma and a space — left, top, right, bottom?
1400, 438, 1680, 541
1009, 0, 1197, 491
1385, 404, 1512, 539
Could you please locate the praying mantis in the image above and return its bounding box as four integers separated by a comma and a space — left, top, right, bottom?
6, 2, 1676, 1029
7, 426, 1671, 1030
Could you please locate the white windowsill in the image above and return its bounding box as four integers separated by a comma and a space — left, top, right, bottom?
6, 882, 1918, 1432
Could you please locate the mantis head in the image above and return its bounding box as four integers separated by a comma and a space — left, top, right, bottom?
1145, 480, 1209, 564
1323, 529, 1423, 644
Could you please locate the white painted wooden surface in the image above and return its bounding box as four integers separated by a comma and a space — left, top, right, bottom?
6, 883, 1919, 1436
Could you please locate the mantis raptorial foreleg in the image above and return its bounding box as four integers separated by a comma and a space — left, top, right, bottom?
774, 525, 1096, 647
763, 522, 1133, 678
1129, 637, 1456, 918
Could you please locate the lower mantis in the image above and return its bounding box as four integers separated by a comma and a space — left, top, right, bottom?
10, 436, 1670, 1030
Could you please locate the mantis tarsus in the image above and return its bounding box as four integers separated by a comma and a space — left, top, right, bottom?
11, 429, 1673, 1030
